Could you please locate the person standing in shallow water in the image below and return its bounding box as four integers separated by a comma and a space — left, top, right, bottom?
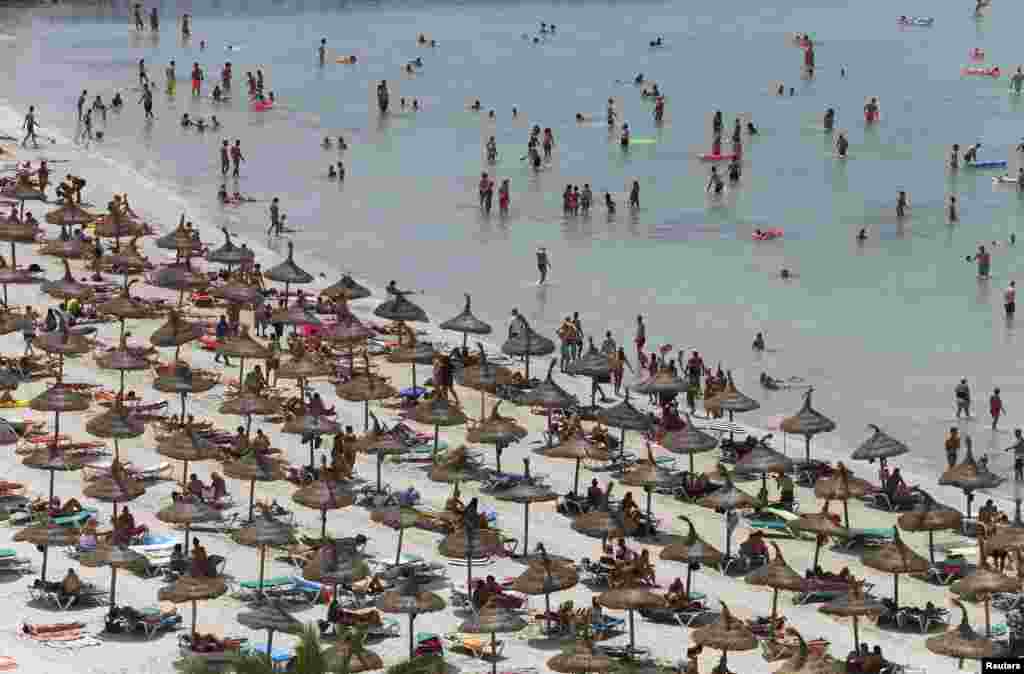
945, 427, 960, 468
318, 39, 327, 66
955, 378, 971, 419
1005, 281, 1016, 317
536, 247, 550, 285
990, 388, 1006, 430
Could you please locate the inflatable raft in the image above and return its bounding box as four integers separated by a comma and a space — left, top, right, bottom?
897, 17, 934, 26
962, 66, 1000, 77
968, 159, 1008, 169
752, 228, 784, 241
700, 153, 737, 162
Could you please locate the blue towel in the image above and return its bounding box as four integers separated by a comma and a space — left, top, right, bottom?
246, 644, 292, 663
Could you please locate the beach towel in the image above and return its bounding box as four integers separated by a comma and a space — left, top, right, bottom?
0, 656, 16, 671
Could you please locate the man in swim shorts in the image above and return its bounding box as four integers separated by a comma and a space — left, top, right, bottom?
634, 315, 646, 362
230, 140, 244, 177
267, 197, 281, 236
318, 38, 327, 66
220, 140, 230, 176
21, 106, 39, 149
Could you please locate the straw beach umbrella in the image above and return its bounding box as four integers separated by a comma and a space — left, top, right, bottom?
45, 201, 95, 228
951, 557, 1020, 636
149, 309, 205, 361
265, 241, 314, 302
898, 495, 962, 564
439, 293, 492, 349
547, 640, 615, 674
501, 312, 554, 381
790, 504, 849, 570
81, 544, 143, 609
708, 372, 760, 436
14, 521, 80, 581
236, 509, 296, 599
851, 424, 909, 464
97, 282, 157, 341
153, 362, 218, 422
157, 496, 222, 556
336, 366, 398, 432
862, 527, 929, 608
354, 417, 409, 494
774, 627, 847, 674
220, 390, 281, 441
509, 543, 578, 630
621, 444, 684, 528
596, 388, 653, 457
207, 227, 255, 268
375, 577, 446, 658
157, 421, 218, 488
42, 259, 95, 302
779, 388, 836, 464
370, 505, 422, 565
631, 363, 688, 398
387, 339, 436, 398
814, 462, 872, 529
692, 601, 758, 670
322, 273, 371, 301
818, 582, 887, 656
660, 411, 718, 474
543, 432, 609, 495
745, 541, 805, 622
237, 600, 302, 658
494, 458, 559, 558
158, 574, 229, 638
217, 324, 271, 390
374, 288, 428, 325
292, 479, 356, 539
596, 586, 666, 657
572, 484, 641, 539
519, 360, 577, 448
698, 464, 757, 557
82, 458, 146, 519
926, 600, 1005, 666
939, 435, 1003, 518
468, 401, 527, 474
222, 448, 288, 521
437, 510, 506, 588
660, 515, 723, 600
408, 394, 467, 458
328, 629, 385, 673
565, 337, 612, 407
28, 383, 92, 504
734, 434, 794, 501
459, 606, 527, 674
34, 323, 91, 381
210, 277, 265, 307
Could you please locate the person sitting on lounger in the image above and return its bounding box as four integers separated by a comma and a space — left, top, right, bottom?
587, 479, 606, 507
60, 568, 81, 599
252, 429, 272, 454
666, 577, 688, 605
637, 549, 656, 585
615, 538, 635, 562
54, 497, 84, 516
190, 539, 213, 577
591, 421, 610, 449
243, 365, 266, 395
210, 472, 228, 500
740, 530, 769, 558
621, 491, 641, 520
187, 473, 205, 499
169, 543, 188, 574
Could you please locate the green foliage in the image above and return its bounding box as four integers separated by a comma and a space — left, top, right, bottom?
383, 655, 448, 674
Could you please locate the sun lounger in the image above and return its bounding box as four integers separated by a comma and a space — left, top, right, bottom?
722, 551, 768, 574
591, 615, 625, 636
795, 578, 873, 605
233, 576, 295, 600
837, 527, 894, 550
0, 554, 31, 574
177, 635, 248, 662
244, 644, 293, 671
288, 576, 323, 605
446, 633, 505, 659
40, 582, 107, 610
368, 617, 401, 638
899, 607, 949, 633
51, 509, 97, 527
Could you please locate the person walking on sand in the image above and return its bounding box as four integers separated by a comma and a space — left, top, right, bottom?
945, 427, 960, 468
610, 346, 633, 396
219, 140, 230, 177
955, 378, 972, 419
634, 315, 646, 363
77, 90, 87, 121
536, 246, 551, 285
230, 140, 244, 177
991, 388, 1006, 430
138, 84, 154, 120
21, 106, 39, 149
1006, 281, 1017, 317
267, 197, 281, 237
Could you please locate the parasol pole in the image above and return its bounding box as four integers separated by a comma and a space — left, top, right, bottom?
984, 595, 992, 637
842, 497, 851, 530
248, 479, 256, 521
364, 400, 369, 432
892, 573, 899, 609
804, 435, 811, 464
928, 530, 935, 565
185, 523, 191, 556
266, 628, 275, 665
770, 588, 778, 622
490, 632, 498, 674
495, 442, 504, 475
257, 544, 266, 599
627, 608, 636, 657
573, 457, 581, 495
376, 452, 384, 493
321, 507, 328, 539
852, 615, 860, 653
685, 564, 693, 601
109, 565, 118, 608
522, 502, 531, 556
407, 613, 416, 658
395, 527, 404, 566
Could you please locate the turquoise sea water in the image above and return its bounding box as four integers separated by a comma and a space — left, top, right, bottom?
5, 0, 1024, 490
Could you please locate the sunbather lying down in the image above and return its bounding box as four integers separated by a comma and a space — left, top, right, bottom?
187, 633, 245, 652
22, 621, 84, 635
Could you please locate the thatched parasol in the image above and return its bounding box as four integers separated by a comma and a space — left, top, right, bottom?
734, 434, 794, 499
35, 327, 92, 357
565, 337, 612, 407
0, 215, 38, 245
501, 313, 554, 381
80, 544, 142, 608
292, 479, 356, 539
149, 263, 208, 292
86, 406, 145, 441
951, 557, 1021, 636
277, 349, 333, 381
99, 237, 150, 274
270, 303, 322, 327
520, 361, 577, 447
790, 503, 849, 569
218, 325, 271, 360
437, 515, 506, 586
236, 600, 301, 656
375, 577, 446, 658
97, 284, 155, 322
661, 412, 719, 473
547, 640, 615, 673
31, 383, 91, 413
0, 182, 45, 204
851, 424, 909, 463
818, 581, 887, 655
509, 543, 579, 626
459, 606, 527, 674
374, 291, 428, 324
939, 435, 1003, 517
621, 444, 684, 527
45, 202, 96, 227
338, 373, 398, 433
149, 309, 205, 349
386, 339, 435, 396
660, 515, 723, 601
898, 496, 962, 564
94, 206, 144, 240
210, 279, 264, 306
494, 459, 559, 557
157, 496, 222, 554
692, 601, 758, 664
631, 363, 688, 397
708, 372, 760, 435
926, 600, 1005, 665
322, 273, 371, 301
207, 227, 255, 267
814, 462, 872, 529
39, 233, 87, 259
774, 628, 847, 674
236, 509, 296, 599
0, 267, 42, 306
572, 484, 640, 540
153, 363, 218, 420
281, 412, 342, 438
779, 388, 836, 463
698, 464, 757, 558
597, 586, 667, 656
42, 259, 95, 301
158, 574, 229, 637
408, 394, 467, 457
370, 505, 421, 565
155, 221, 203, 254
264, 242, 314, 300
862, 527, 929, 607
542, 432, 609, 495
439, 293, 492, 349
466, 401, 527, 473
82, 459, 146, 502
223, 451, 288, 521
745, 541, 805, 621
597, 389, 654, 458
14, 520, 81, 581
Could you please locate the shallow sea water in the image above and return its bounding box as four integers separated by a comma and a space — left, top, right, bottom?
5, 0, 1024, 494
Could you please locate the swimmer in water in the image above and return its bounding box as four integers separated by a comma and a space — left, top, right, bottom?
746, 120, 759, 135
338, 136, 347, 150
950, 144, 960, 169
948, 195, 959, 222
180, 113, 191, 128
328, 165, 337, 179
217, 184, 228, 203
824, 108, 835, 132
634, 73, 644, 85
706, 166, 724, 195
488, 109, 495, 119
728, 159, 741, 183
896, 190, 908, 219
470, 100, 481, 111
857, 227, 868, 242
210, 116, 220, 129
835, 132, 849, 158
322, 137, 331, 149
620, 123, 630, 148
752, 332, 765, 351
576, 113, 586, 123
780, 268, 792, 280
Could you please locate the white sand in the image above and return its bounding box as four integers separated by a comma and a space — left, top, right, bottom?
0, 106, 989, 674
